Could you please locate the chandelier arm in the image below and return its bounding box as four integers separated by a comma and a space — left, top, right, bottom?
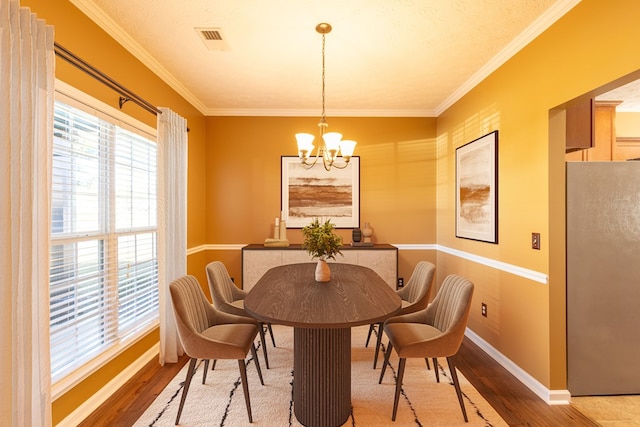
301, 149, 322, 169
301, 159, 319, 169
326, 161, 349, 169
322, 149, 333, 171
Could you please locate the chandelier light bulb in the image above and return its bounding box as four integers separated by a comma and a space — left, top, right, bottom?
323, 132, 342, 159
296, 133, 315, 160
339, 140, 356, 160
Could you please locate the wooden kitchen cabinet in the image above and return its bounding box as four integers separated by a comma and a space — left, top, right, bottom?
566, 97, 594, 151
564, 100, 640, 161
589, 101, 618, 160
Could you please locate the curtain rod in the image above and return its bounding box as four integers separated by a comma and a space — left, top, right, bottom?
54, 42, 161, 116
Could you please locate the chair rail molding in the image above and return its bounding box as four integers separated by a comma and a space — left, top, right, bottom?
436, 245, 548, 285
187, 244, 246, 255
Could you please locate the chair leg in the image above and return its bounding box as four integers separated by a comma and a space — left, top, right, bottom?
238, 359, 253, 423
267, 322, 276, 347
392, 358, 406, 421
211, 359, 217, 371
202, 359, 209, 384
373, 322, 384, 368
258, 322, 270, 369
176, 358, 197, 425
446, 357, 468, 422
365, 323, 375, 347
433, 357, 440, 383
424, 357, 431, 370
250, 343, 264, 385
378, 341, 394, 384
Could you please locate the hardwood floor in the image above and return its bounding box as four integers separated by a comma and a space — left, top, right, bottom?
78, 336, 597, 427
77, 354, 190, 427
454, 338, 597, 427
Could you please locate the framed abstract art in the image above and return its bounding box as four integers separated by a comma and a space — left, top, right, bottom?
281, 156, 360, 228
455, 131, 498, 243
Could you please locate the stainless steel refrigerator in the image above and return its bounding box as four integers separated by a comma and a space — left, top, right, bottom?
567, 161, 640, 395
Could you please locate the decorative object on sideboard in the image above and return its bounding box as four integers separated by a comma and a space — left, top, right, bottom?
264, 212, 289, 247
352, 228, 362, 243
279, 216, 287, 241
351, 225, 373, 247
361, 222, 373, 243
295, 23, 356, 171
301, 218, 343, 282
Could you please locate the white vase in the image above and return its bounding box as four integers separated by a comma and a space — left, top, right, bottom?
315, 259, 331, 282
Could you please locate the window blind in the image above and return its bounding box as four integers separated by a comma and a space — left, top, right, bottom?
50, 97, 158, 381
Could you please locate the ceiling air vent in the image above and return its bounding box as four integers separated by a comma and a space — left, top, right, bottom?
201, 29, 222, 41
195, 27, 229, 50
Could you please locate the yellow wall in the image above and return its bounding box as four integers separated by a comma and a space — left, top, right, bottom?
19, 0, 640, 423
436, 0, 640, 390
202, 116, 437, 288
616, 112, 640, 136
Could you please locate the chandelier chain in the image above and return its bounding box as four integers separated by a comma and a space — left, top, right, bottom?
321, 33, 326, 124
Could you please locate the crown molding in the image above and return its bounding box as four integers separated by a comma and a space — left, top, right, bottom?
203, 108, 436, 118
435, 0, 582, 116
69, 0, 208, 115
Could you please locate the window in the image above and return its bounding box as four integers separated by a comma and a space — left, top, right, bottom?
50, 85, 158, 383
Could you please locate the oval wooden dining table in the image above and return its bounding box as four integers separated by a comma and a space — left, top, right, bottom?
244, 262, 401, 427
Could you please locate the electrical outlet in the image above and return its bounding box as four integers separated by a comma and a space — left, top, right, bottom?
481, 302, 487, 317
397, 277, 404, 289
532, 232, 541, 250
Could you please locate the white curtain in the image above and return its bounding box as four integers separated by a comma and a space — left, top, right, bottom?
157, 107, 188, 364
0, 1, 55, 426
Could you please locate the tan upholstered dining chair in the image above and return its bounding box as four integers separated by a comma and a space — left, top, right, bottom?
367, 260, 436, 368
169, 275, 264, 424
206, 261, 276, 368
378, 274, 474, 422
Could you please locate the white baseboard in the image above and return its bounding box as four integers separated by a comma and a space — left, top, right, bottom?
56, 344, 159, 427
464, 328, 571, 405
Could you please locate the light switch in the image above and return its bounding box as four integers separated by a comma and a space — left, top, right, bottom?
532, 232, 541, 250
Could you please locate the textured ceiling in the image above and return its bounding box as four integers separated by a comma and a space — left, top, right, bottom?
596, 80, 640, 112
71, 0, 581, 117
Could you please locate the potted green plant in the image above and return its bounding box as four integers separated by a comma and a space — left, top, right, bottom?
301, 218, 343, 282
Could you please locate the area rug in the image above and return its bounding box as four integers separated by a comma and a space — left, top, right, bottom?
134, 325, 507, 427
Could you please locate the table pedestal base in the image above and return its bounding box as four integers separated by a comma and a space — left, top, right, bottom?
293, 327, 351, 427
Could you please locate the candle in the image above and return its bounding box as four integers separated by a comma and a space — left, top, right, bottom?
275, 218, 279, 226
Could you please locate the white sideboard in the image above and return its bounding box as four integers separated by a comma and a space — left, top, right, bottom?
241, 244, 398, 291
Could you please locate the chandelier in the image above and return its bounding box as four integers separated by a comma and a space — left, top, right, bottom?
296, 23, 356, 171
